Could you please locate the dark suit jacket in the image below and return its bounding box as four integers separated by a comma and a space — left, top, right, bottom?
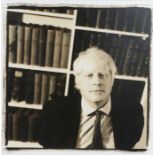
38, 92, 144, 150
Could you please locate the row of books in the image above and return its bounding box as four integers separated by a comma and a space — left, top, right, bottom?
8, 6, 74, 14
7, 108, 41, 142
7, 70, 65, 105
8, 23, 71, 68
77, 7, 151, 34
73, 31, 150, 77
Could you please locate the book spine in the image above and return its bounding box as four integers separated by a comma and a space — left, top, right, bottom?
134, 8, 147, 33
25, 71, 35, 104
28, 111, 40, 142
104, 8, 116, 29
53, 29, 63, 68
11, 71, 25, 102
7, 112, 13, 140
40, 74, 50, 105
122, 39, 136, 75
16, 24, 24, 64
141, 9, 151, 34
30, 26, 39, 65
114, 9, 126, 31
60, 30, 71, 68
76, 8, 87, 26
38, 26, 47, 66
89, 32, 98, 47
85, 8, 98, 27
136, 40, 149, 77
12, 109, 22, 140
8, 24, 17, 63
112, 37, 124, 68
128, 39, 141, 76
33, 73, 42, 104
118, 38, 131, 74
18, 110, 30, 141
7, 69, 15, 102
96, 33, 105, 49
142, 52, 149, 77
48, 75, 56, 99
23, 24, 32, 65
45, 29, 55, 67
56, 75, 65, 96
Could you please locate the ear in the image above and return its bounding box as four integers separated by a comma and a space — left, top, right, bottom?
74, 76, 80, 90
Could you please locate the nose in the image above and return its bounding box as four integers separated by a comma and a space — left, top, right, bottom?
93, 75, 102, 86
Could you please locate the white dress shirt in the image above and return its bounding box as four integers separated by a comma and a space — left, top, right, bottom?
76, 98, 115, 149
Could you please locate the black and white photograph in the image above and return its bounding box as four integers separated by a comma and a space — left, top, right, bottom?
1, 0, 153, 155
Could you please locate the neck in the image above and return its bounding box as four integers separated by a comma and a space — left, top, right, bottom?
83, 96, 110, 109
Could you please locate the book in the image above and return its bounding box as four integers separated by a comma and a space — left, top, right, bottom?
16, 24, 24, 64
122, 38, 136, 75
76, 8, 87, 26
80, 31, 90, 51
66, 9, 74, 15
12, 109, 22, 140
53, 29, 63, 68
11, 71, 25, 102
40, 74, 50, 105
136, 40, 149, 77
7, 112, 13, 140
48, 75, 56, 99
142, 52, 149, 77
45, 28, 55, 67
96, 9, 106, 28
114, 8, 126, 31
30, 26, 39, 65
88, 32, 98, 47
7, 69, 15, 102
103, 34, 113, 52
112, 36, 124, 68
141, 9, 151, 34
56, 75, 65, 96
134, 8, 148, 33
123, 8, 137, 32
8, 24, 17, 63
23, 24, 32, 65
25, 71, 35, 104
128, 39, 141, 76
85, 8, 98, 27
28, 111, 40, 141
18, 110, 30, 141
60, 30, 71, 68
33, 73, 42, 104
118, 37, 131, 74
38, 26, 47, 66
104, 8, 116, 29
96, 33, 105, 49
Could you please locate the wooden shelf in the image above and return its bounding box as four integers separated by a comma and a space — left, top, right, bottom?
7, 9, 74, 19
8, 63, 69, 74
76, 26, 149, 39
8, 101, 42, 110
7, 140, 42, 148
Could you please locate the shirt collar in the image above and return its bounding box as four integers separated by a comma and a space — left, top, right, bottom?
81, 97, 111, 116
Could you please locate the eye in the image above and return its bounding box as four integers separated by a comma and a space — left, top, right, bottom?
98, 73, 108, 79
87, 74, 93, 78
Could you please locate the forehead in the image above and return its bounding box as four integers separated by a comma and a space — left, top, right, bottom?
81, 59, 110, 73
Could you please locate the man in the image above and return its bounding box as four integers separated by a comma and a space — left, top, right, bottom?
39, 47, 144, 150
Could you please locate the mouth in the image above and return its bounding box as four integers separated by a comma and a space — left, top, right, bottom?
90, 90, 105, 92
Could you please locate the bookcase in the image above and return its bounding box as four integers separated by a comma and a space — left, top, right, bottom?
6, 6, 151, 149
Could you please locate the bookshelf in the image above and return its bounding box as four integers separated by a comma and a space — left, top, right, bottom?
6, 6, 150, 149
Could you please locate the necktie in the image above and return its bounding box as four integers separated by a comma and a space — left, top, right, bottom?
91, 110, 103, 149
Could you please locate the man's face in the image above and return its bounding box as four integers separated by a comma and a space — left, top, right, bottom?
75, 60, 114, 108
